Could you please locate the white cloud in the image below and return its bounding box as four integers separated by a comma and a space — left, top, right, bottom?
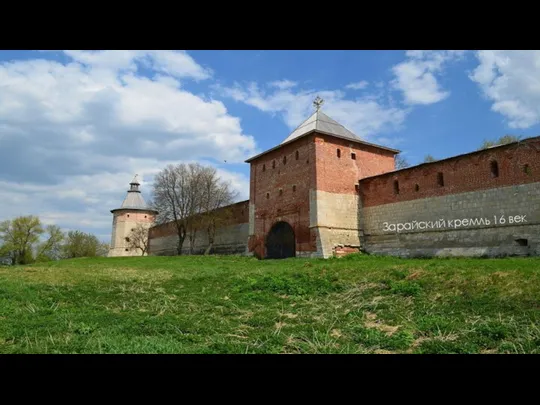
392, 50, 465, 105
64, 50, 212, 80
215, 169, 250, 201
269, 80, 297, 90
0, 51, 255, 241
346, 80, 369, 90
215, 81, 407, 142
0, 157, 250, 242
469, 50, 540, 129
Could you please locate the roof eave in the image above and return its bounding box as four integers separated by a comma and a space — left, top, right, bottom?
111, 208, 159, 214
245, 129, 400, 163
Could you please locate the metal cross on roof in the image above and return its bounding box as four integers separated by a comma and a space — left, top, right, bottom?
313, 96, 324, 111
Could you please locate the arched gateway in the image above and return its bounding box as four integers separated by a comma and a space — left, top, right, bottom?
265, 221, 296, 259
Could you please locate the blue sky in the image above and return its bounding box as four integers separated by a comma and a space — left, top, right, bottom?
1, 50, 539, 242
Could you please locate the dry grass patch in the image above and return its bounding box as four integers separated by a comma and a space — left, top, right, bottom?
364, 313, 401, 337
406, 270, 425, 280
374, 349, 395, 354
330, 329, 342, 338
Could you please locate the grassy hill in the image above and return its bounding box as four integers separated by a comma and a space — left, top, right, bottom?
1, 254, 539, 354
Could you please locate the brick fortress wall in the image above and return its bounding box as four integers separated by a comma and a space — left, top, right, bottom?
146, 132, 540, 259
148, 200, 249, 256
359, 137, 540, 257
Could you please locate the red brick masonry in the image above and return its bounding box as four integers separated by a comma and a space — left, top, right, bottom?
148, 200, 249, 239
359, 137, 540, 208
246, 133, 398, 257
148, 134, 540, 258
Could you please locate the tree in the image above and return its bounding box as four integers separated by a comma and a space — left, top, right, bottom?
97, 242, 110, 257
152, 163, 206, 255
35, 225, 64, 262
152, 162, 239, 256
0, 215, 44, 265
198, 167, 238, 255
126, 224, 151, 256
423, 154, 437, 163
152, 164, 193, 255
185, 163, 209, 254
395, 155, 410, 169
62, 230, 108, 259
479, 135, 521, 150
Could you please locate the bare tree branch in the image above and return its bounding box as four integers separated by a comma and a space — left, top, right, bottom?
126, 224, 150, 256
151, 163, 239, 256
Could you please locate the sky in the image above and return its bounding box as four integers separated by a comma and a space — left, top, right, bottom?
1, 50, 540, 243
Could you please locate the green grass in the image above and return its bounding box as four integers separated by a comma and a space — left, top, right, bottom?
0, 254, 539, 354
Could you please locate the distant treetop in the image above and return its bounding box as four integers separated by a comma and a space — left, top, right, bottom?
479, 135, 521, 150
395, 155, 410, 169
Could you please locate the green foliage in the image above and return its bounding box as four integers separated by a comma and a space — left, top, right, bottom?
479, 135, 521, 150
0, 215, 106, 264
36, 225, 64, 262
62, 230, 108, 259
0, 215, 43, 264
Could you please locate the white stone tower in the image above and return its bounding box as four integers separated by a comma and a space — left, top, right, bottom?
108, 175, 158, 257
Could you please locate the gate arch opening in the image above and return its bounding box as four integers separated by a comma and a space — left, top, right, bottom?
265, 221, 296, 259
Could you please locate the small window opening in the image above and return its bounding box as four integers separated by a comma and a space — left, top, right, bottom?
437, 172, 444, 187
337, 149, 341, 158
127, 214, 130, 218
415, 184, 420, 192
306, 159, 309, 164
515, 238, 528, 247
125, 237, 130, 242
272, 161, 276, 169
263, 164, 266, 172
125, 248, 129, 252
351, 152, 356, 160
292, 185, 296, 192
279, 189, 283, 196
266, 192, 270, 199
283, 156, 287, 165
394, 180, 400, 195
144, 215, 147, 218
490, 160, 499, 178
523, 164, 530, 175
295, 151, 299, 160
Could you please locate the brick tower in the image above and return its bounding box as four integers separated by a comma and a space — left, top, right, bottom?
108, 175, 158, 257
246, 97, 400, 259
